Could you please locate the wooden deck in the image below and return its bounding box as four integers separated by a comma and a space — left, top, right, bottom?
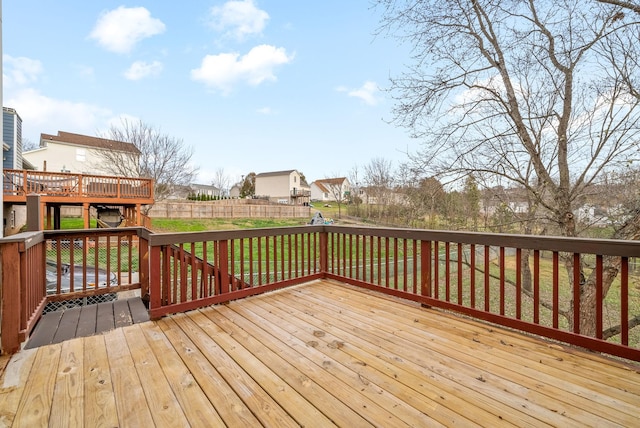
1, 280, 639, 427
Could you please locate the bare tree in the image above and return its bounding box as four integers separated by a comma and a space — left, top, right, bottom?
322, 175, 349, 218
363, 157, 396, 219
212, 167, 230, 198
376, 0, 640, 337
348, 165, 363, 217
22, 138, 39, 152
96, 119, 198, 204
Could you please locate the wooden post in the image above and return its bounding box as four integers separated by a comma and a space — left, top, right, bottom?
218, 240, 230, 294
149, 245, 162, 318
1, 242, 22, 354
139, 235, 150, 305
83, 203, 90, 229
319, 229, 328, 276
26, 194, 42, 231
53, 206, 61, 230
136, 204, 142, 227
421, 241, 431, 298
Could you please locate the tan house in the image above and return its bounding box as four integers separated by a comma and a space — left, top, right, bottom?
254, 169, 310, 205
23, 131, 139, 174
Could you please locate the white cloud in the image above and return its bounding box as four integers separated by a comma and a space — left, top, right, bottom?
257, 106, 272, 115
191, 44, 293, 94
339, 81, 380, 106
124, 60, 163, 80
209, 0, 269, 40
3, 55, 43, 87
89, 6, 166, 54
6, 88, 113, 138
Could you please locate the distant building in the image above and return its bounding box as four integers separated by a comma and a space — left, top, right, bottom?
190, 183, 221, 198
255, 169, 310, 205
310, 177, 351, 203
23, 131, 139, 174
3, 107, 23, 170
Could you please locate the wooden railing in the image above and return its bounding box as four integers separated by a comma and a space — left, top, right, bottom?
147, 227, 322, 318
3, 169, 154, 201
0, 232, 47, 354
2, 225, 639, 362
322, 226, 640, 362
0, 228, 149, 353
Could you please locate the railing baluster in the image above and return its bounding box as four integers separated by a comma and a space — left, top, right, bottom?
470, 244, 476, 308
553, 252, 560, 329
573, 252, 581, 334
445, 242, 450, 301
534, 250, 540, 325
516, 248, 522, 320
621, 257, 629, 346
500, 247, 505, 316
595, 254, 603, 339
484, 245, 490, 312
457, 243, 462, 305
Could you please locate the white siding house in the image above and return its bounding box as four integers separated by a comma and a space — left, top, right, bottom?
23, 131, 139, 175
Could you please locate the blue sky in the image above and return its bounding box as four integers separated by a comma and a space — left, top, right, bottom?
4, 0, 415, 185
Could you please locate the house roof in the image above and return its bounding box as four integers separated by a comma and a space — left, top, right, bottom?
313, 177, 347, 191
314, 182, 329, 192
255, 169, 310, 188
40, 131, 140, 155
255, 169, 298, 177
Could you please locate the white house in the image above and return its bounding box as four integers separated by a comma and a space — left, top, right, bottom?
23, 131, 139, 175
310, 177, 351, 203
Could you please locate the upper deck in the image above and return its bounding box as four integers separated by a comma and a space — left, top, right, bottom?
3, 169, 154, 205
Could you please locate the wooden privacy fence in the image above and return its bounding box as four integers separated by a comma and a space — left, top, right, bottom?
2, 225, 640, 361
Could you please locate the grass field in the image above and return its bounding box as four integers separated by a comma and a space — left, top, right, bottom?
58, 217, 310, 232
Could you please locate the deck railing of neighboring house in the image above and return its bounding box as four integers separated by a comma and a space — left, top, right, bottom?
1, 225, 639, 361
2, 169, 154, 200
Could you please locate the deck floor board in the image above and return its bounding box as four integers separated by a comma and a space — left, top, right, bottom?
25, 297, 149, 350
2, 280, 639, 427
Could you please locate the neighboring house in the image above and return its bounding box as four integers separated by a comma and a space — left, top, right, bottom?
166, 183, 220, 200
254, 170, 310, 205
22, 131, 139, 175
190, 183, 221, 198
310, 177, 351, 203
359, 185, 408, 206
229, 181, 242, 198
3, 107, 23, 170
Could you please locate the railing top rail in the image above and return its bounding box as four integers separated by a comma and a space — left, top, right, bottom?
0, 231, 45, 250
148, 225, 323, 246
43, 227, 148, 239
5, 224, 640, 257
326, 225, 640, 257
3, 169, 153, 184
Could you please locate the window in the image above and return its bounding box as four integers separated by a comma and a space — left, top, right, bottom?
76, 148, 86, 162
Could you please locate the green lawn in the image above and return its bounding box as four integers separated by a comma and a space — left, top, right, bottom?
58, 217, 309, 232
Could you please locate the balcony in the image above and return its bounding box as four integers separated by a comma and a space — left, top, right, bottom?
3, 169, 154, 205
1, 225, 639, 425
290, 188, 311, 198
